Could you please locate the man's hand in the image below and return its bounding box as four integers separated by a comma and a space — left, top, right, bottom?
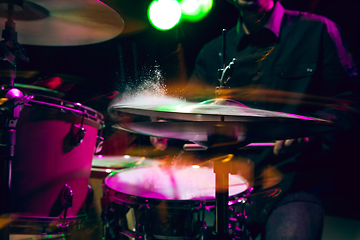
273, 137, 310, 155
150, 136, 168, 151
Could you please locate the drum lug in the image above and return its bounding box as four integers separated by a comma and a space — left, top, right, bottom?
94, 123, 104, 153
95, 136, 104, 153
73, 108, 87, 147
73, 125, 86, 147
60, 184, 73, 214
57, 184, 73, 228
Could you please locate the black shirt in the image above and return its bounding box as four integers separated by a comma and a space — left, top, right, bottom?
192, 2, 359, 120
191, 2, 360, 193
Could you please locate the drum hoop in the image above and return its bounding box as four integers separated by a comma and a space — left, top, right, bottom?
104, 166, 247, 209
92, 155, 151, 169
26, 94, 104, 123
10, 214, 86, 235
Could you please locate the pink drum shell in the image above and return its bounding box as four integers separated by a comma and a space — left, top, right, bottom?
11, 95, 103, 218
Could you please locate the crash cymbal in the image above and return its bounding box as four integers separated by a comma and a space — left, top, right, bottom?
0, 0, 124, 46
114, 119, 335, 148
110, 98, 337, 147
109, 98, 331, 122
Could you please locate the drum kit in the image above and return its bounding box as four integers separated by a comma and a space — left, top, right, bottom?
105, 95, 336, 240
0, 1, 338, 240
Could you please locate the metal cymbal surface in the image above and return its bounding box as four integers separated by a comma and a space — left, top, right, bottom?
110, 98, 337, 146
0, 0, 124, 46
109, 98, 330, 122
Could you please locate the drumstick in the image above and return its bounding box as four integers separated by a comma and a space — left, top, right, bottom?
190, 154, 234, 168
183, 142, 274, 151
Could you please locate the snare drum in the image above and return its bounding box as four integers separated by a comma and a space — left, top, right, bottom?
90, 155, 159, 215
10, 94, 104, 234
102, 165, 248, 239
88, 155, 160, 240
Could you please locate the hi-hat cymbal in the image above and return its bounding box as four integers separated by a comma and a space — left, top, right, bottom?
0, 0, 124, 46
109, 98, 331, 122
110, 98, 337, 147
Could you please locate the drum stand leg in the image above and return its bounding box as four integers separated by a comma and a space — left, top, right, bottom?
0, 92, 24, 240
0, 1, 32, 238
213, 155, 252, 240
213, 161, 232, 240
0, 86, 31, 240
0, 157, 11, 240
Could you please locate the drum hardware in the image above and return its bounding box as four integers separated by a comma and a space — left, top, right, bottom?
217, 29, 228, 84
0, 4, 31, 238
57, 184, 94, 228
211, 153, 250, 240
0, 0, 29, 88
58, 184, 73, 228
0, 87, 31, 240
216, 28, 236, 99
95, 126, 105, 154
216, 58, 237, 99
72, 106, 87, 147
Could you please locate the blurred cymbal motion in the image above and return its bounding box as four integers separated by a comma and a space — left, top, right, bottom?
0, 0, 124, 46
110, 99, 337, 147
168, 83, 354, 110
101, 0, 148, 35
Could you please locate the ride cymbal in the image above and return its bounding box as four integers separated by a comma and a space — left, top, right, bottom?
0, 0, 124, 46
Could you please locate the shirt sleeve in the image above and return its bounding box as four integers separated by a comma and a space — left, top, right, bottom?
318, 20, 360, 147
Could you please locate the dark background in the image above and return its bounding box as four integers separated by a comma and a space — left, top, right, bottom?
10, 0, 360, 106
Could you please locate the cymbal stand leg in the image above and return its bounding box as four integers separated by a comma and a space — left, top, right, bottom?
0, 155, 11, 240
0, 0, 29, 87
213, 160, 232, 240
0, 87, 26, 240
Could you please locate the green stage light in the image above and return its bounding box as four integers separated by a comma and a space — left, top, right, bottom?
148, 0, 182, 31
180, 0, 213, 22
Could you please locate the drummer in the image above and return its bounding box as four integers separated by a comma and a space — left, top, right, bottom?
186, 0, 360, 239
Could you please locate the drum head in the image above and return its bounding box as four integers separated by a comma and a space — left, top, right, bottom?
105, 165, 248, 201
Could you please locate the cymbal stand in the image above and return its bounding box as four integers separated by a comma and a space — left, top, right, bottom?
0, 89, 32, 240
211, 29, 240, 239
216, 29, 237, 99
213, 155, 234, 240
0, 1, 29, 239
0, 0, 29, 87
204, 132, 249, 240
